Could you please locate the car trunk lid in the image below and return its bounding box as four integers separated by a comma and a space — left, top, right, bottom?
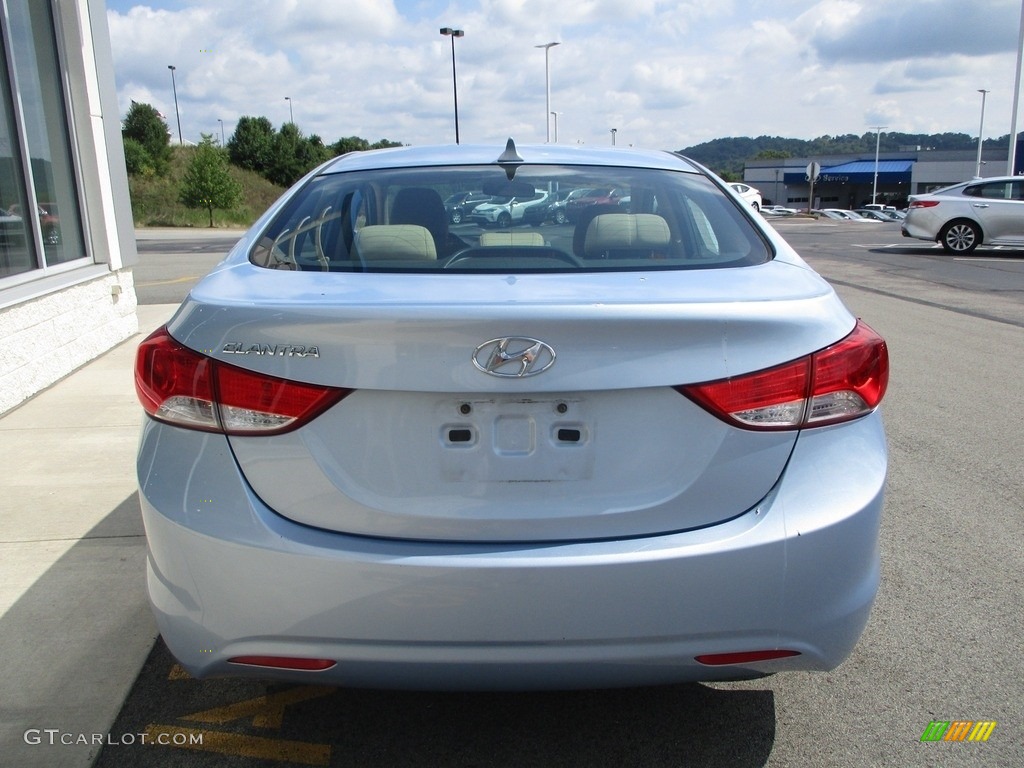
167, 260, 853, 542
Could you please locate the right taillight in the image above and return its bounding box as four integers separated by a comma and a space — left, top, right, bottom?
135, 326, 350, 435
676, 320, 888, 431
908, 200, 940, 209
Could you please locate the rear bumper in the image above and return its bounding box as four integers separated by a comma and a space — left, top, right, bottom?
138, 413, 886, 690
901, 216, 939, 242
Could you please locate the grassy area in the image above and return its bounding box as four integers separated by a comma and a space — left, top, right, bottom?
128, 146, 285, 228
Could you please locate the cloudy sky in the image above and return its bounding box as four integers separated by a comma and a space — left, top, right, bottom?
105, 0, 1023, 151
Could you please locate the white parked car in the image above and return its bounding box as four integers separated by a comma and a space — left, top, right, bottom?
854, 209, 901, 222
762, 205, 798, 216
902, 176, 1024, 253
470, 189, 550, 228
824, 209, 879, 223
728, 182, 762, 211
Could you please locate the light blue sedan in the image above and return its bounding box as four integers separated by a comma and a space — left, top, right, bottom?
135, 141, 889, 689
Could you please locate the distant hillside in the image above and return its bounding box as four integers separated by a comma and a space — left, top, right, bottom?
678, 132, 1010, 180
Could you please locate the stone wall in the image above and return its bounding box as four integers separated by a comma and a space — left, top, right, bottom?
0, 269, 138, 414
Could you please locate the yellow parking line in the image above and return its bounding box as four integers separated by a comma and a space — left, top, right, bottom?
167, 664, 191, 680
144, 724, 330, 766
182, 685, 335, 729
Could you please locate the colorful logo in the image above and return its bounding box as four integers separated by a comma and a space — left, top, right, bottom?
920, 721, 997, 742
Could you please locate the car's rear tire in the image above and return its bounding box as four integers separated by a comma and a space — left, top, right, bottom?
939, 220, 981, 254
553, 209, 567, 225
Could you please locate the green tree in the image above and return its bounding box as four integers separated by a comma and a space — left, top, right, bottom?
179, 134, 242, 227
266, 123, 306, 186
122, 137, 153, 176
305, 134, 332, 168
266, 123, 330, 187
754, 149, 791, 160
227, 116, 275, 174
122, 101, 170, 174
330, 136, 403, 157
332, 135, 371, 155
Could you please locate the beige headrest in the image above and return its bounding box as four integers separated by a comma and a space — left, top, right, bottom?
479, 231, 546, 247
584, 213, 670, 256
356, 225, 437, 260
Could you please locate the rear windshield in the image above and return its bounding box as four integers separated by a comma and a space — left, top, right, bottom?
250, 164, 771, 273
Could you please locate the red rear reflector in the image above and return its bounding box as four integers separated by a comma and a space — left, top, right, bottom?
695, 649, 801, 666
676, 320, 888, 430
228, 656, 336, 671
135, 326, 349, 434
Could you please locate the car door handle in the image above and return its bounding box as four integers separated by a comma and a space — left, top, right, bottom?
972, 203, 990, 208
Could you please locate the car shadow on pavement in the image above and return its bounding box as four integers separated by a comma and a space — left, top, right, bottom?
0, 493, 156, 768
95, 636, 775, 767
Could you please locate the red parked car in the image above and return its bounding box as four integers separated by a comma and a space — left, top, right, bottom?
564, 186, 627, 222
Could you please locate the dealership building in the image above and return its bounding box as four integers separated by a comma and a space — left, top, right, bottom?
743, 145, 1020, 209
0, 1, 137, 415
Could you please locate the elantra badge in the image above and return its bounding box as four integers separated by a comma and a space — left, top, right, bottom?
473, 337, 556, 378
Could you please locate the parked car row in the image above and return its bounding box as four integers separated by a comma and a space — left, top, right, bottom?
813, 208, 903, 223
546, 187, 595, 224
761, 205, 799, 216
469, 190, 551, 228
443, 191, 494, 224
714, 173, 1024, 256
449, 170, 1024, 260
855, 207, 904, 222
444, 186, 637, 228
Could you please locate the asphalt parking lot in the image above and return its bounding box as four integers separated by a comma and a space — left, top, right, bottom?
95, 638, 779, 767
11, 220, 1024, 767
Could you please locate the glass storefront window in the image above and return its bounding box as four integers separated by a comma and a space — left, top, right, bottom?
0, 0, 86, 278
0, 38, 31, 277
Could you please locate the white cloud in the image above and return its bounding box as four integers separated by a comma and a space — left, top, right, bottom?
806, 0, 1019, 63
105, 0, 1024, 151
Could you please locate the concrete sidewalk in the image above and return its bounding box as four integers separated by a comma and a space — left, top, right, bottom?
0, 304, 179, 768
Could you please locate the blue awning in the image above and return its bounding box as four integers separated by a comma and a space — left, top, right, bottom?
784, 159, 913, 185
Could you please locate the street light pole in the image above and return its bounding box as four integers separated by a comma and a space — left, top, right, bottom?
535, 42, 560, 142
440, 27, 464, 144
870, 125, 886, 204
218, 118, 225, 145
610, 128, 617, 146
550, 111, 559, 144
1009, 2, 1024, 174
285, 96, 293, 124
167, 65, 182, 145
976, 89, 990, 178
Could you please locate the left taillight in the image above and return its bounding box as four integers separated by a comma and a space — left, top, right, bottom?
135, 326, 349, 435
676, 320, 888, 431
